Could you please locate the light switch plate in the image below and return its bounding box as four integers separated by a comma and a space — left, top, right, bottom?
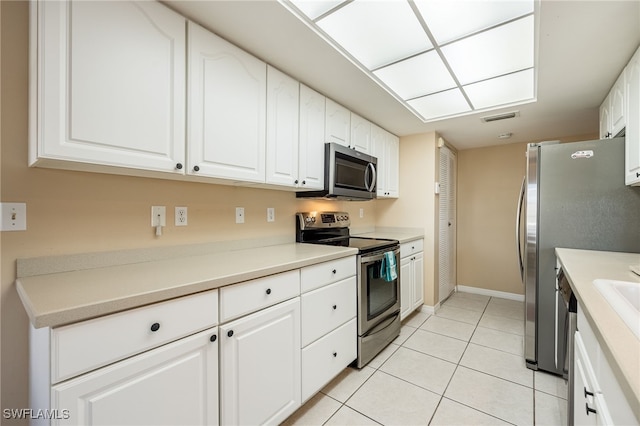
235, 207, 245, 224
0, 202, 27, 231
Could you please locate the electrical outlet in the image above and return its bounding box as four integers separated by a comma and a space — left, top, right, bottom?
0, 202, 27, 231
175, 207, 187, 226
235, 207, 245, 224
151, 206, 166, 227
267, 208, 275, 222
359, 208, 364, 219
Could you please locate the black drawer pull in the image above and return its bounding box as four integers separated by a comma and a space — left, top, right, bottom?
227, 330, 234, 337
210, 334, 217, 342
150, 322, 160, 332
266, 288, 272, 295
584, 387, 594, 398
586, 403, 597, 416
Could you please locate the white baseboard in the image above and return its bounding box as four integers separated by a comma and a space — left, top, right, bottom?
456, 285, 525, 302
417, 303, 439, 315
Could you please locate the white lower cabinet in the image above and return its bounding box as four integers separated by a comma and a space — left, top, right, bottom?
219, 298, 301, 425
400, 239, 424, 321
52, 328, 219, 426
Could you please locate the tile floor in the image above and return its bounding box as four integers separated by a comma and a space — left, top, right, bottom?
283, 291, 568, 426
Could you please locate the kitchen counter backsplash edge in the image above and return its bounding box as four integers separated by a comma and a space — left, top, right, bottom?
17, 235, 294, 278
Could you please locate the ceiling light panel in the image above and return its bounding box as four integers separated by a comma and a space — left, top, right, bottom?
408, 88, 471, 121
440, 15, 534, 85
414, 0, 534, 44
291, 0, 347, 20
373, 51, 456, 100
464, 68, 535, 109
316, 0, 433, 69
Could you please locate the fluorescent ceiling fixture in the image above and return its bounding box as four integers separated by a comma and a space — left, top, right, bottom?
281, 0, 537, 123
464, 69, 534, 109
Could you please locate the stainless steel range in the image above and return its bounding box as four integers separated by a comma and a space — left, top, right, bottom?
296, 212, 401, 368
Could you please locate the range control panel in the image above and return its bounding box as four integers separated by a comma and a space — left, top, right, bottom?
296, 212, 350, 229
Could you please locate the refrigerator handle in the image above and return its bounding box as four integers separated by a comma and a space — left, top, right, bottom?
516, 176, 526, 284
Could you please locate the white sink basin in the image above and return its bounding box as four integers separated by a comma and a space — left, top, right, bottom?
593, 279, 640, 339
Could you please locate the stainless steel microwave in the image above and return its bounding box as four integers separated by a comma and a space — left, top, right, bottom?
297, 143, 377, 201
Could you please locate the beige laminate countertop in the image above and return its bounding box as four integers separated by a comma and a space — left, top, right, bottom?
17, 243, 357, 329
354, 229, 424, 244
555, 248, 640, 411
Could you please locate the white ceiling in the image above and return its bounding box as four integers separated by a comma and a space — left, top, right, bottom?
163, 0, 640, 150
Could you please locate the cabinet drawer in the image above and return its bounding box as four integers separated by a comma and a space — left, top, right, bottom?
301, 318, 357, 402
401, 239, 423, 258
300, 256, 356, 293
52, 290, 218, 383
301, 277, 356, 346
219, 270, 300, 323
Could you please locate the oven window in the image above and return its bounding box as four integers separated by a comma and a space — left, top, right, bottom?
366, 260, 398, 320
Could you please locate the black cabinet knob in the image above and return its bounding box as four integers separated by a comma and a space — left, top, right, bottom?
332, 269, 337, 274
266, 288, 272, 295
176, 163, 183, 170
193, 165, 200, 172
294, 179, 299, 184
333, 352, 337, 357
636, 172, 640, 178
150, 322, 160, 332
227, 330, 234, 337
333, 305, 337, 310
302, 180, 306, 185
210, 334, 217, 342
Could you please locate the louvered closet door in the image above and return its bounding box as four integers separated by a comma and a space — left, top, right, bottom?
439, 146, 457, 302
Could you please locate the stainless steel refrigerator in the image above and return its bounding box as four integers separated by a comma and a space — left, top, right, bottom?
516, 137, 640, 375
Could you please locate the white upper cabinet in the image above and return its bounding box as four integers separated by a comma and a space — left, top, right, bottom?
350, 113, 371, 154
625, 46, 640, 186
30, 1, 186, 174
266, 66, 300, 187
298, 85, 326, 190
325, 99, 351, 147
609, 72, 626, 138
187, 22, 267, 183
372, 124, 399, 198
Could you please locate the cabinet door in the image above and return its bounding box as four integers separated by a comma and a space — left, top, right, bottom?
625, 47, 640, 185
412, 254, 424, 310
609, 72, 626, 137
371, 124, 387, 197
188, 22, 266, 183
574, 332, 598, 426
52, 328, 219, 426
400, 257, 413, 321
220, 298, 301, 425
350, 113, 371, 153
385, 133, 400, 198
599, 100, 611, 139
299, 85, 326, 190
31, 1, 186, 173
266, 66, 299, 187
325, 99, 351, 147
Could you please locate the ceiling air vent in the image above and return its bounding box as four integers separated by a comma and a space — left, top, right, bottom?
481, 111, 520, 123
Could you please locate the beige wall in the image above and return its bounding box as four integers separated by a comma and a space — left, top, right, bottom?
457, 142, 527, 295
0, 1, 379, 416
377, 132, 439, 305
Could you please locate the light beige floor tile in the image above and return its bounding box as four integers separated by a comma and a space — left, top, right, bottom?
460, 343, 533, 387
485, 299, 525, 321
435, 305, 483, 325
430, 397, 511, 425
489, 297, 525, 309
442, 295, 489, 312
392, 323, 417, 345
346, 371, 441, 426
367, 342, 399, 369
420, 315, 476, 342
445, 366, 534, 426
380, 347, 456, 395
479, 313, 525, 336
403, 329, 468, 363
451, 291, 491, 303
535, 371, 568, 400
471, 326, 524, 356
535, 390, 567, 425
403, 309, 430, 328
321, 366, 375, 403
282, 392, 342, 426
324, 405, 381, 426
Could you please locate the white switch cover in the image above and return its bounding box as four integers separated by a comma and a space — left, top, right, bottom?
1, 202, 27, 231
359, 208, 364, 218
235, 207, 245, 224
267, 208, 275, 222
151, 206, 166, 227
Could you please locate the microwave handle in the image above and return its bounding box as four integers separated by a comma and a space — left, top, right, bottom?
364, 163, 376, 192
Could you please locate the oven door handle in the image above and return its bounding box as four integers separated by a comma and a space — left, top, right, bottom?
360, 247, 399, 263
362, 311, 399, 338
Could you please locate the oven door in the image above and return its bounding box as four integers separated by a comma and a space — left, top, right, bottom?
357, 247, 401, 334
